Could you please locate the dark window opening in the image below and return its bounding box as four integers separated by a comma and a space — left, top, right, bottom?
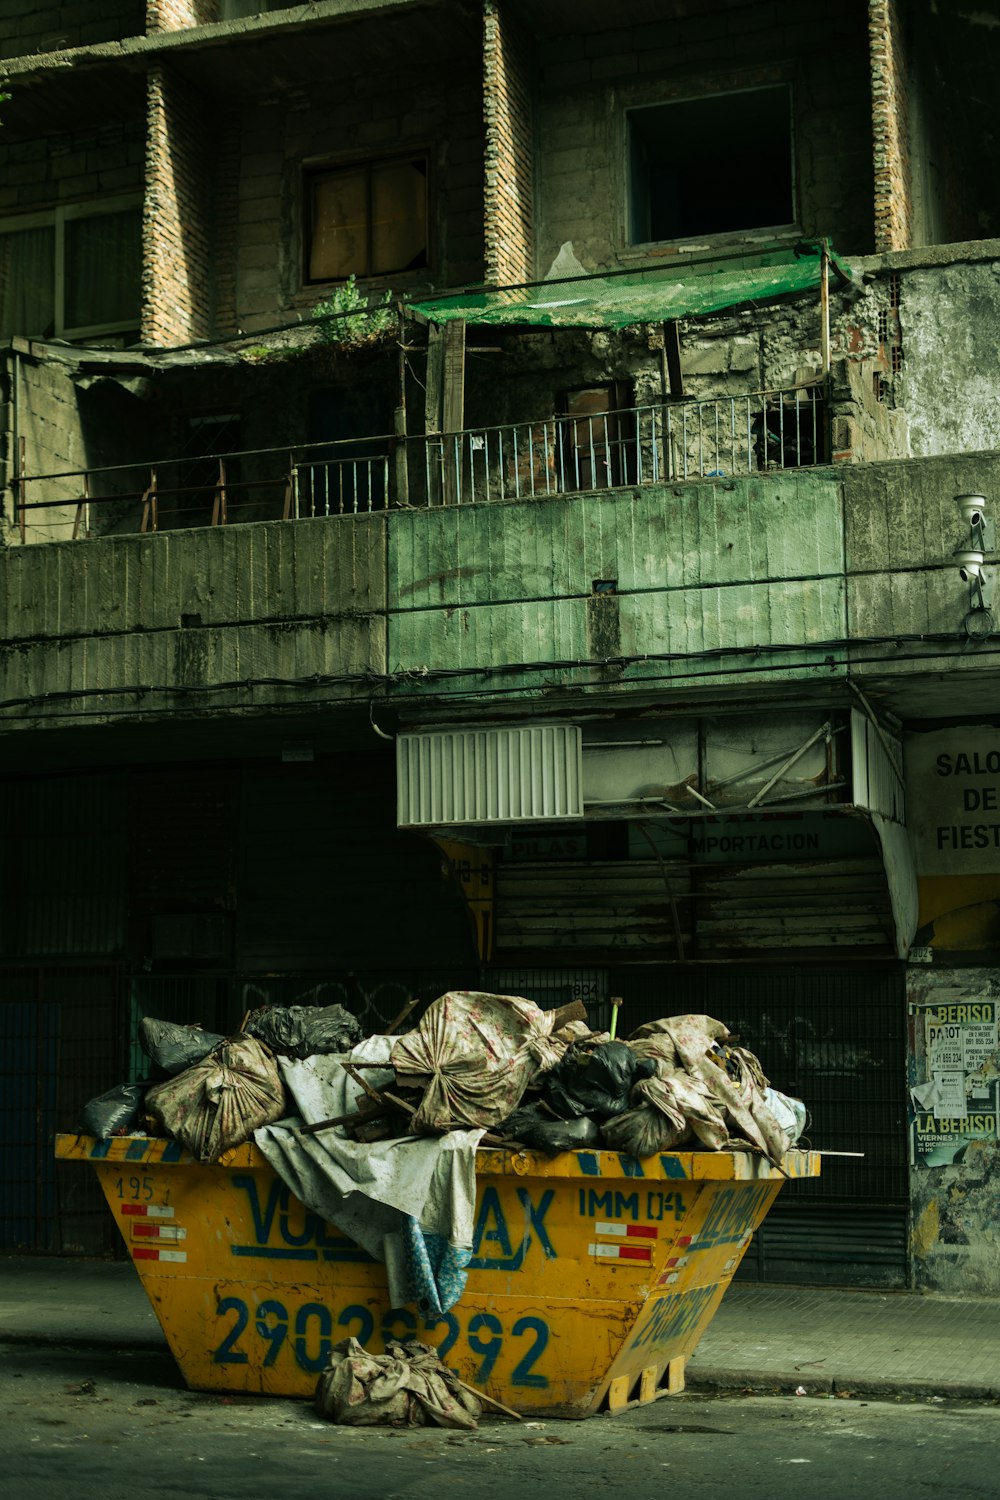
752, 388, 828, 470
627, 86, 794, 245
305, 157, 428, 284
559, 382, 636, 491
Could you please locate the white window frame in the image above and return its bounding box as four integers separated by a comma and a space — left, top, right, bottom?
0, 195, 141, 340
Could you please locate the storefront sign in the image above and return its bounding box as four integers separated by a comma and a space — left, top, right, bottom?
906, 728, 1000, 875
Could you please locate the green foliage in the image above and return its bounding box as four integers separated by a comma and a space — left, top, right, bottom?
312, 275, 396, 347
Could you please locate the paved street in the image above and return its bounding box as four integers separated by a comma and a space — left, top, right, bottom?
5, 1339, 998, 1500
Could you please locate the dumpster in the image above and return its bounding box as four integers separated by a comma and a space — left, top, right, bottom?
54, 1133, 818, 1417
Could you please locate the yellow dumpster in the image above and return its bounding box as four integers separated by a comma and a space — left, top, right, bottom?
54, 1134, 817, 1417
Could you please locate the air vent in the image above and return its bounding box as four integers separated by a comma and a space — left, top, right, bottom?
397, 725, 583, 827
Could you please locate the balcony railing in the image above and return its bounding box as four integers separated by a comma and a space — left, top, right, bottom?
11, 382, 828, 540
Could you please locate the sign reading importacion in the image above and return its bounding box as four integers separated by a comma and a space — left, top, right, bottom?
906, 728, 1000, 875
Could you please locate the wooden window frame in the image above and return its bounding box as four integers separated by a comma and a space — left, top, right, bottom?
302, 154, 430, 287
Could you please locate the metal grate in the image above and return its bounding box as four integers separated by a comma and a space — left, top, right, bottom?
0, 965, 126, 1255
618, 963, 907, 1206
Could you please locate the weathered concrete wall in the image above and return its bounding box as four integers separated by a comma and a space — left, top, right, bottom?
388, 472, 848, 699
894, 259, 1000, 458
0, 0, 142, 59
534, 0, 874, 276
0, 518, 387, 731
907, 966, 1000, 1295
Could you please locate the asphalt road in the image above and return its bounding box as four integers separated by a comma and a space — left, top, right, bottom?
5, 1340, 999, 1500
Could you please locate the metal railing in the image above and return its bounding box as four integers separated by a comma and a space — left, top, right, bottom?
11, 382, 828, 540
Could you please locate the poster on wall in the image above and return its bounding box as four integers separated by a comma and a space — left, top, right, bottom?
910, 998, 1000, 1165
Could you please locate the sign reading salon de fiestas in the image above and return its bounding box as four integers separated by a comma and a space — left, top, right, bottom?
906, 727, 1000, 876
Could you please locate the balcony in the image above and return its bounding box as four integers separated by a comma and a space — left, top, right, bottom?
13, 381, 829, 542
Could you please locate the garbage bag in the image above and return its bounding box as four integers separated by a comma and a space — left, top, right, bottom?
315, 1337, 481, 1429
144, 1036, 286, 1163
78, 1082, 146, 1139
498, 1103, 601, 1156
139, 1017, 224, 1076
390, 991, 558, 1132
541, 1039, 656, 1121
244, 1004, 362, 1060
764, 1087, 808, 1145
601, 1100, 688, 1157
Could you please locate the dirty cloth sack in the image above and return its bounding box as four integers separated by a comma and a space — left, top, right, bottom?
145, 1035, 286, 1163
254, 1039, 482, 1316
629, 1014, 791, 1163
316, 1337, 481, 1429
244, 1003, 362, 1060
390, 991, 558, 1133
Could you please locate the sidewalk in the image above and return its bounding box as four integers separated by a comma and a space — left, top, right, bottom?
1, 1255, 997, 1402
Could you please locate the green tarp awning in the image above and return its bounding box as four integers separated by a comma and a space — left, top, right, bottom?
408, 245, 850, 330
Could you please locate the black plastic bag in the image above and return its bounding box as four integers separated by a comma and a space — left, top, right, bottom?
498, 1104, 601, 1156
541, 1040, 656, 1121
244, 1004, 362, 1060
139, 1017, 224, 1076
78, 1082, 146, 1139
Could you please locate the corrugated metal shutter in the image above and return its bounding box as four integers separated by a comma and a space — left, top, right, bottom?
239, 756, 477, 973
496, 860, 691, 953
397, 725, 583, 827
496, 855, 894, 958
695, 857, 894, 952
0, 775, 127, 957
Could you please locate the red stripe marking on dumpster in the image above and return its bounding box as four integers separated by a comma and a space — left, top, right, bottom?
677, 1235, 693, 1246
588, 1243, 652, 1262
132, 1222, 186, 1241
121, 1204, 175, 1219
132, 1247, 187, 1263
664, 1254, 689, 1269
594, 1223, 658, 1239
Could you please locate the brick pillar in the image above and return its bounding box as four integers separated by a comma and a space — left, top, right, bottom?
869, 0, 912, 252
483, 0, 535, 286
147, 0, 221, 31
142, 66, 213, 347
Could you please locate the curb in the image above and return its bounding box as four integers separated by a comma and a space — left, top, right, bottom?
686, 1366, 1000, 1403
0, 1329, 168, 1353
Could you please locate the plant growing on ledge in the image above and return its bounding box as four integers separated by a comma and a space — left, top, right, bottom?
312, 276, 397, 348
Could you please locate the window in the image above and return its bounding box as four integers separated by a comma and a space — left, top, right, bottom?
305, 157, 428, 284
627, 85, 794, 246
0, 198, 141, 341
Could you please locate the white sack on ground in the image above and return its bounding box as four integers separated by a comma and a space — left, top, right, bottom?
315, 1337, 481, 1429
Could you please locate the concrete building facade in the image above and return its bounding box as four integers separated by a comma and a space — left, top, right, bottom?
1, 0, 1000, 1298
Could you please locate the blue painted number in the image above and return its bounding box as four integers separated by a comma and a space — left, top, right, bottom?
511, 1315, 549, 1389
213, 1296, 249, 1364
